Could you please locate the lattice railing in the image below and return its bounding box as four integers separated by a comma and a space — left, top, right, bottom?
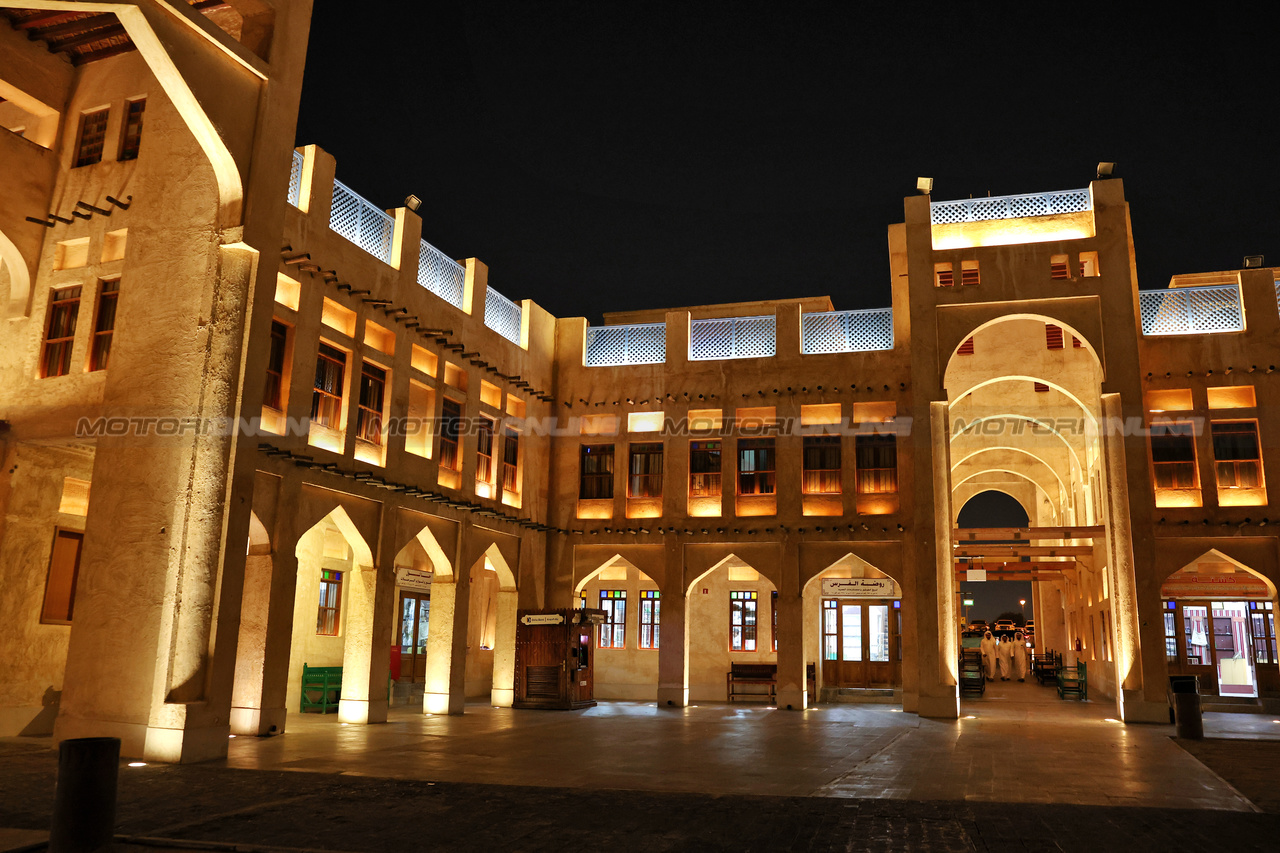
930, 188, 1091, 225
585, 323, 667, 366
689, 315, 776, 360
1139, 284, 1244, 335
485, 286, 522, 344
330, 179, 394, 264
287, 149, 303, 207
417, 239, 465, 309
801, 307, 894, 353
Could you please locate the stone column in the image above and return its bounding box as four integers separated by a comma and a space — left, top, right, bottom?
338, 509, 395, 725
656, 539, 689, 707
774, 539, 806, 709
915, 401, 958, 718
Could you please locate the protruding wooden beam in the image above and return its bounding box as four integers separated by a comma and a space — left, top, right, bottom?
952, 525, 1105, 541
954, 545, 1094, 558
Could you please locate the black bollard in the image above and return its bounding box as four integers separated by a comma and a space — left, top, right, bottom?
49, 737, 120, 853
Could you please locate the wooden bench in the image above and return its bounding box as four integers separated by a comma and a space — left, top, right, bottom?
1057, 660, 1087, 700
1032, 651, 1061, 686
300, 664, 343, 714
727, 663, 777, 703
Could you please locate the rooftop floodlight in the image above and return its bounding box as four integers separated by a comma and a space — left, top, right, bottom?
1244, 255, 1264, 268
916, 176, 933, 195
404, 194, 422, 211
1096, 162, 1115, 179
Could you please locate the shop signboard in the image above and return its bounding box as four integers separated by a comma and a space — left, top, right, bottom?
821, 577, 898, 598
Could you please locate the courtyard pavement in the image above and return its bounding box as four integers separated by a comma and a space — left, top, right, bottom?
2, 681, 1280, 851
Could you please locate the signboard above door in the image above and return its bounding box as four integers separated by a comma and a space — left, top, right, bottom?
821, 577, 899, 598
396, 568, 433, 592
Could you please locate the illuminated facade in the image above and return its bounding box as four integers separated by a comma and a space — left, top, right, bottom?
3, 2, 1279, 763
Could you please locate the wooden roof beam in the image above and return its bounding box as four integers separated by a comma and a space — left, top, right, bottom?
954, 545, 1094, 558
951, 526, 1105, 541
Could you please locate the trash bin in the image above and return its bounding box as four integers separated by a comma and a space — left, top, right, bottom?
1167, 675, 1203, 739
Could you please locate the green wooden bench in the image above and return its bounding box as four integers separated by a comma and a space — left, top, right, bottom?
300, 664, 343, 714
1057, 660, 1087, 700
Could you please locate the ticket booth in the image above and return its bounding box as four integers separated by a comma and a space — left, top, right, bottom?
513, 608, 606, 710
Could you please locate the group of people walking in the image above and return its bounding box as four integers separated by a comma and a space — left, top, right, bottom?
979, 630, 1028, 681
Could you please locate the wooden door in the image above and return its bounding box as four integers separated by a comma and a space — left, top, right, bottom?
1249, 601, 1280, 697
570, 625, 594, 704
821, 599, 901, 689
397, 592, 431, 682
1176, 603, 1219, 694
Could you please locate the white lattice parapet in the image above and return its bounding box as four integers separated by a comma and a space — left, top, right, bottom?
485, 285, 523, 345
1139, 284, 1244, 336
287, 149, 303, 208
930, 188, 1091, 225
584, 323, 667, 366
690, 315, 776, 360
801, 308, 894, 354
417, 238, 466, 310
330, 179, 394, 264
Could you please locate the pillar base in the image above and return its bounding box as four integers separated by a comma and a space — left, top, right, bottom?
55, 715, 230, 763
424, 690, 463, 715
916, 688, 959, 719
229, 706, 287, 736
656, 686, 688, 708
490, 687, 514, 708
1121, 690, 1171, 724
337, 698, 388, 725
777, 685, 807, 710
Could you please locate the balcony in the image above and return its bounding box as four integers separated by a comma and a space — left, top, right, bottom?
417, 238, 466, 310
801, 308, 893, 353
585, 322, 667, 366
1139, 284, 1243, 336
485, 285, 522, 345
690, 315, 775, 360
330, 179, 394, 264
930, 188, 1092, 225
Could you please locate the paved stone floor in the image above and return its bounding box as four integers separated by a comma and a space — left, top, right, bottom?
2, 681, 1279, 851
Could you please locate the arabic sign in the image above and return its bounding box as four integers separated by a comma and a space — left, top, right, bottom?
1160, 574, 1270, 600
396, 568, 433, 592
520, 613, 566, 626
821, 578, 898, 598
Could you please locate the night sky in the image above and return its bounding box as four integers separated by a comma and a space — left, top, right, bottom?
297, 4, 1278, 324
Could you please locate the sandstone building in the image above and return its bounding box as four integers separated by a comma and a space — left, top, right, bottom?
2, 2, 1278, 762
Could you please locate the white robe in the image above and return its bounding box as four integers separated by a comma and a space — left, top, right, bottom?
1012, 637, 1029, 679
980, 636, 998, 679
998, 638, 1014, 677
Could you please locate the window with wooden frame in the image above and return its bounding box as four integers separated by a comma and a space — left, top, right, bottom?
316, 569, 342, 635
1033, 382, 1050, 393
771, 590, 778, 652
502, 426, 520, 493
822, 599, 838, 660
855, 433, 898, 494
476, 416, 496, 485
439, 398, 463, 471
802, 434, 841, 494
264, 320, 289, 410
310, 343, 347, 429
1211, 421, 1262, 489
579, 444, 614, 499
1150, 421, 1198, 489
960, 260, 980, 286
1049, 254, 1070, 279
627, 442, 663, 498
118, 98, 145, 161
934, 262, 954, 287
730, 590, 758, 651
737, 438, 776, 496
689, 440, 721, 496
355, 362, 387, 445
639, 590, 660, 649
598, 589, 626, 648
1045, 323, 1064, 350
957, 337, 975, 356
1163, 602, 1178, 664
87, 279, 119, 372
1249, 601, 1277, 667
41, 286, 81, 378
74, 108, 109, 167
41, 529, 83, 624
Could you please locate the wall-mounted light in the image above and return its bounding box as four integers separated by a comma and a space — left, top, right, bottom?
916, 177, 934, 195
405, 194, 422, 211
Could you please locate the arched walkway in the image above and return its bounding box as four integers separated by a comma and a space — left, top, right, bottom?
575, 555, 662, 700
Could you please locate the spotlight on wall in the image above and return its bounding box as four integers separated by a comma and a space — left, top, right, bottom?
404, 194, 422, 211
1096, 162, 1116, 179
916, 177, 934, 195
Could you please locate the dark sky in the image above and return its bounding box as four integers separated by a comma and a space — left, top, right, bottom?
957, 491, 1032, 624
297, 4, 1279, 324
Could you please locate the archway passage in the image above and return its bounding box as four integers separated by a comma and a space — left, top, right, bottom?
1160, 552, 1279, 700
575, 556, 662, 701
685, 555, 778, 702
957, 492, 1035, 639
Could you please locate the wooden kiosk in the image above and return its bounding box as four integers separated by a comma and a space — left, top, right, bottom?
513, 608, 605, 710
